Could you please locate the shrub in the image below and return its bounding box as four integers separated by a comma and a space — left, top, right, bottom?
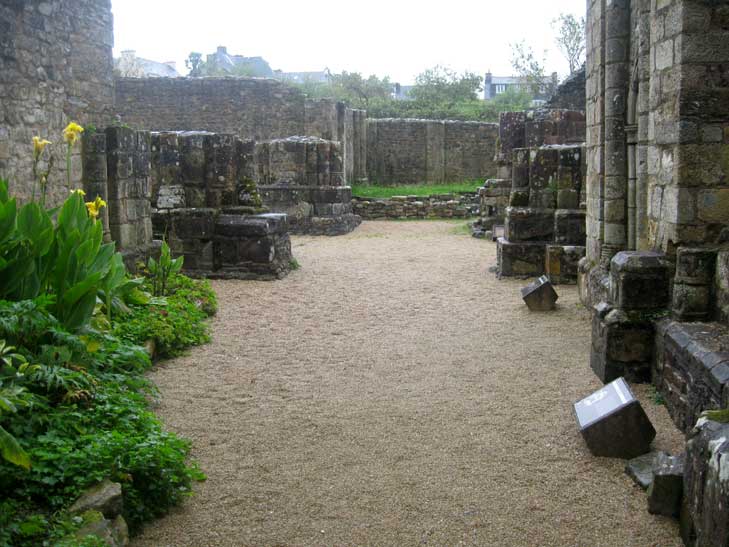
113, 274, 217, 358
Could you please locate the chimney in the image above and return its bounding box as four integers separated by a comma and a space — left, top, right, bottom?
217, 46, 228, 55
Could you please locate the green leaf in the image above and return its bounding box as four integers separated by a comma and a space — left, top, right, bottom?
0, 424, 30, 470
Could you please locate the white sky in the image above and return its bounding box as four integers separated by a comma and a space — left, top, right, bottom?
111, 0, 586, 84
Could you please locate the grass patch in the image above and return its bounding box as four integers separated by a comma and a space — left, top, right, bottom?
451, 222, 473, 236
352, 182, 482, 199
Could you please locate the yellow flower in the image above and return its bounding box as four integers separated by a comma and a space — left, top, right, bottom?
62, 122, 84, 146
85, 196, 107, 219
32, 136, 52, 159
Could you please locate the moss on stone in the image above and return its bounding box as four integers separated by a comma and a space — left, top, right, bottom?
703, 409, 729, 424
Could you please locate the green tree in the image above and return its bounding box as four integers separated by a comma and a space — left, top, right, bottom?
553, 13, 586, 74
510, 41, 557, 97
328, 71, 393, 109
409, 65, 483, 106
185, 52, 203, 77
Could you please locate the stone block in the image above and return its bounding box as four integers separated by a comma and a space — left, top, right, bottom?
156, 185, 186, 209
214, 213, 288, 238
682, 417, 729, 546
610, 251, 670, 311
625, 451, 670, 490
545, 245, 585, 284
504, 207, 555, 242
491, 225, 504, 242
521, 275, 558, 311
574, 377, 656, 459
554, 209, 586, 245
591, 306, 654, 383
497, 238, 546, 277
647, 453, 684, 517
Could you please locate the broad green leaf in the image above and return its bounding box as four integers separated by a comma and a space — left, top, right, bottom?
0, 425, 30, 470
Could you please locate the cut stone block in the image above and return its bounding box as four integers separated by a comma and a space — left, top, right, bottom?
497, 238, 546, 277
647, 453, 684, 517
625, 451, 670, 490
682, 416, 729, 546
504, 206, 555, 242
610, 251, 670, 311
554, 209, 587, 245
545, 245, 586, 284
590, 306, 654, 383
574, 377, 656, 459
521, 275, 558, 311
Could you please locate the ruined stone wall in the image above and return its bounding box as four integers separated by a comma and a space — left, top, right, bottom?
114, 77, 367, 184
0, 0, 115, 204
366, 119, 499, 184
585, 0, 729, 265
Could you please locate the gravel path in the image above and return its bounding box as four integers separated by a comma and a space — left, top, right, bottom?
133, 220, 684, 547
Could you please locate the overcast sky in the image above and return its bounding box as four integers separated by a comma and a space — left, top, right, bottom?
111, 0, 586, 83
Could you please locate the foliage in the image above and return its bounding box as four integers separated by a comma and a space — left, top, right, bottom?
0, 180, 119, 331
147, 240, 184, 297
352, 182, 483, 198
367, 85, 533, 122
114, 274, 216, 358
510, 41, 558, 98
0, 296, 206, 544
185, 52, 203, 76
293, 71, 392, 110
553, 13, 586, 75
409, 65, 482, 105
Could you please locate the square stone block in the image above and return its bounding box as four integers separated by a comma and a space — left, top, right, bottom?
504, 207, 555, 242
610, 251, 670, 311
545, 245, 586, 284
574, 377, 656, 459
497, 238, 546, 277
554, 209, 586, 245
521, 275, 558, 311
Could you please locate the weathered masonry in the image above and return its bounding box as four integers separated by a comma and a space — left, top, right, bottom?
583, 1, 729, 545
365, 119, 498, 184
0, 0, 115, 205
114, 78, 501, 187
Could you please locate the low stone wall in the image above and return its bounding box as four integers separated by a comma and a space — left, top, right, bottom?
152, 208, 292, 280
351, 193, 478, 220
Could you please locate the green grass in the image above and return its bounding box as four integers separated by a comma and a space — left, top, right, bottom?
352, 182, 482, 199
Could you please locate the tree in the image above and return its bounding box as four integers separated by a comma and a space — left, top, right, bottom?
185, 52, 203, 77
409, 65, 483, 106
553, 13, 586, 74
328, 71, 392, 109
510, 41, 556, 97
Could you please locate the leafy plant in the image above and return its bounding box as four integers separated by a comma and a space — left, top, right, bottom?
147, 241, 183, 297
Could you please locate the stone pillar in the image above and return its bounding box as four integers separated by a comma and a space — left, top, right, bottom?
81, 131, 110, 242
601, 0, 630, 259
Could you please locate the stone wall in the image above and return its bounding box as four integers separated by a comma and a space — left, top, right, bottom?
150, 132, 360, 236
366, 119, 499, 184
352, 193, 478, 220
114, 77, 368, 185
0, 0, 115, 204
585, 0, 729, 270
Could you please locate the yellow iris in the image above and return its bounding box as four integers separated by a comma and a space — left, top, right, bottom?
32, 136, 52, 159
85, 196, 107, 219
62, 122, 85, 146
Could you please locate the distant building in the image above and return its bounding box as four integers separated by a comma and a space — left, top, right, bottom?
392, 83, 414, 101
205, 46, 274, 77
483, 72, 558, 105
115, 50, 179, 78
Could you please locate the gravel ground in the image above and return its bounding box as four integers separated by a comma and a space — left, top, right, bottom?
133, 220, 685, 547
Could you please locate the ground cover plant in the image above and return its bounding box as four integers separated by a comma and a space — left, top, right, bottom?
0, 125, 212, 546
351, 182, 482, 199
